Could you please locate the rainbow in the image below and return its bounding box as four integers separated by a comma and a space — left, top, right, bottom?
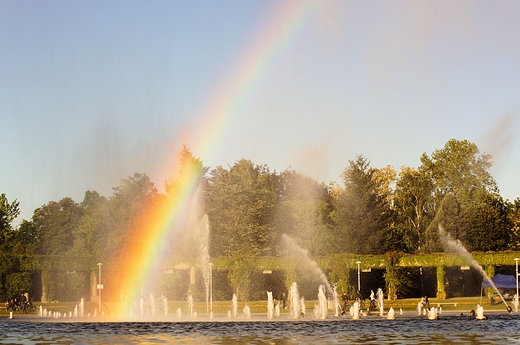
105, 1, 318, 311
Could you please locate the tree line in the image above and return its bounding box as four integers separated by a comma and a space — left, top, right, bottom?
1, 139, 520, 302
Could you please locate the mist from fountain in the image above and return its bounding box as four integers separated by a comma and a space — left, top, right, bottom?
438, 225, 511, 311
198, 214, 211, 314
159, 295, 168, 318
281, 234, 333, 295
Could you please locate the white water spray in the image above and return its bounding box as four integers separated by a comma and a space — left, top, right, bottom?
438, 225, 512, 312
282, 234, 332, 294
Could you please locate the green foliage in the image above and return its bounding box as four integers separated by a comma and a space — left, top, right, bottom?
3, 139, 520, 301
436, 265, 446, 299
205, 160, 277, 257
393, 167, 434, 253
227, 255, 256, 300
470, 192, 512, 251
335, 156, 394, 254
0, 194, 33, 301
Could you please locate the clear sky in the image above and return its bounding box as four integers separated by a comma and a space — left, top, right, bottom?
1, 0, 519, 223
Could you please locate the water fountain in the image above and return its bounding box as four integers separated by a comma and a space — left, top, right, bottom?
377, 288, 384, 317
282, 234, 333, 294
232, 293, 238, 318
159, 295, 168, 318
438, 225, 512, 313
352, 301, 360, 320
315, 284, 327, 319
300, 296, 306, 316
427, 307, 438, 320
475, 304, 487, 320
267, 291, 274, 319
288, 282, 301, 319
243, 304, 251, 319
386, 307, 395, 320
187, 294, 194, 318
275, 301, 280, 316
79, 298, 84, 318
332, 285, 340, 316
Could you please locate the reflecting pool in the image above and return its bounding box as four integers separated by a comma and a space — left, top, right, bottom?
1, 314, 519, 344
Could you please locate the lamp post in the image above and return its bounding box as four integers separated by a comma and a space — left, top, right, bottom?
209, 263, 213, 314
356, 261, 361, 292
515, 258, 519, 313
97, 263, 102, 312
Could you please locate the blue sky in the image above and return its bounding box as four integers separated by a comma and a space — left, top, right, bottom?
1, 1, 520, 223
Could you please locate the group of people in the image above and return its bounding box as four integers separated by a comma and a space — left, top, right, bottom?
4, 293, 34, 314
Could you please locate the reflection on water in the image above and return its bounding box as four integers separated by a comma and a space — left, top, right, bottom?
1, 315, 520, 344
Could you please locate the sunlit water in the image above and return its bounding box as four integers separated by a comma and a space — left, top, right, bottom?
2, 314, 520, 344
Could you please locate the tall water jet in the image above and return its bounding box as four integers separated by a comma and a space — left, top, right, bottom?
267, 291, 274, 319
159, 295, 168, 318
149, 293, 155, 317
282, 234, 333, 295
198, 215, 211, 315
231, 293, 238, 318
377, 288, 384, 317
438, 225, 512, 312
289, 282, 301, 319
332, 285, 340, 317
243, 304, 251, 319
352, 301, 360, 320
79, 298, 84, 318
316, 284, 327, 319
187, 294, 194, 318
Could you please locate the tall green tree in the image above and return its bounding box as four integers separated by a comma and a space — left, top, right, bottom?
469, 191, 512, 251
393, 167, 434, 253
335, 156, 394, 254
0, 194, 29, 301
204, 160, 277, 299
68, 191, 108, 301
424, 193, 470, 252
32, 197, 84, 302
419, 139, 497, 248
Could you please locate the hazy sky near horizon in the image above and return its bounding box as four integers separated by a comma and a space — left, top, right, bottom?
1, 0, 520, 223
